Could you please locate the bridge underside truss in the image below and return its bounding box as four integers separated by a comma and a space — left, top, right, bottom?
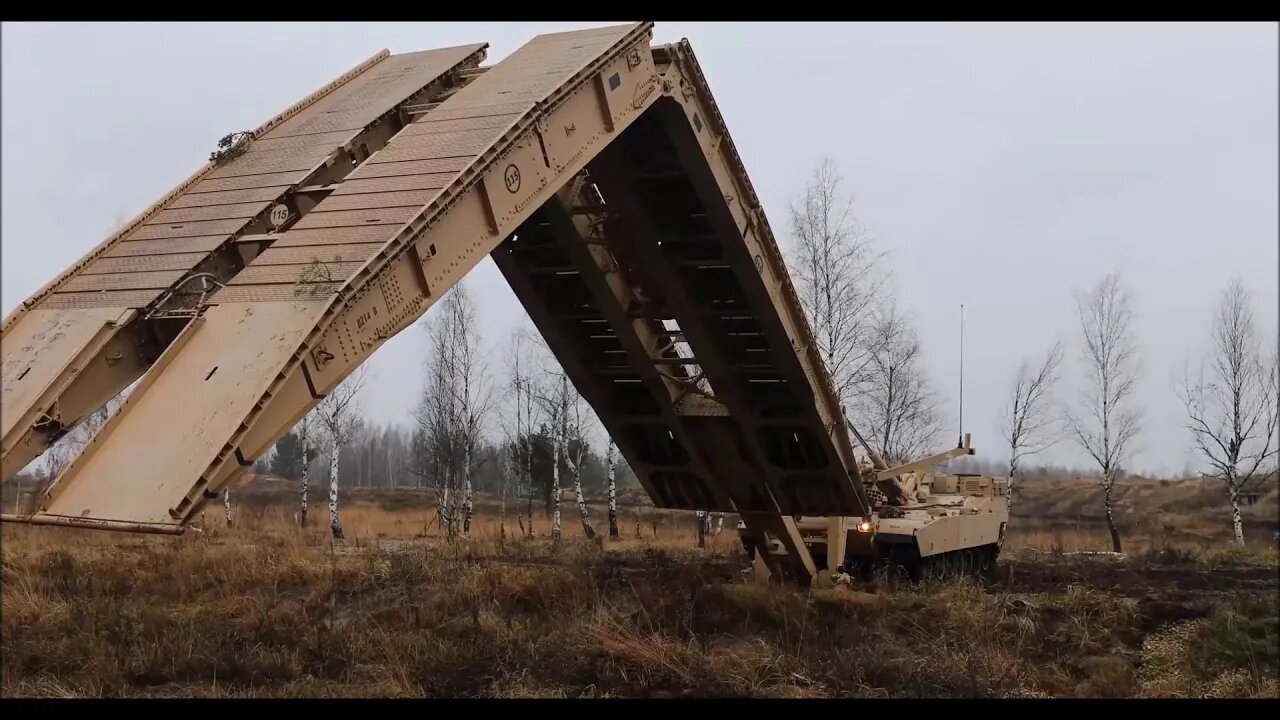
1, 22, 870, 582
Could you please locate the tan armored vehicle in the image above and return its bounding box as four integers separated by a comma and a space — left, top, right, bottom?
739, 432, 1011, 584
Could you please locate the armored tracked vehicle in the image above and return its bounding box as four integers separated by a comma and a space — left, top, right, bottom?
739, 432, 1010, 585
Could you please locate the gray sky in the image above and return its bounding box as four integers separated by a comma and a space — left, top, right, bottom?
3, 21, 1276, 476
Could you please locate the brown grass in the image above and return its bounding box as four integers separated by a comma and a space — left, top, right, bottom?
2, 494, 1276, 698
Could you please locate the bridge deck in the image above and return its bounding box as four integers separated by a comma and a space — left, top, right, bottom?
0, 44, 487, 478
29, 23, 655, 526
5, 23, 869, 580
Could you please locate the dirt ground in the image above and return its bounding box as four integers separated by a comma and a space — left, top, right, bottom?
2, 491, 1276, 699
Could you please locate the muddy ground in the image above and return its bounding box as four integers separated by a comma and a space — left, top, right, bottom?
2, 491, 1276, 698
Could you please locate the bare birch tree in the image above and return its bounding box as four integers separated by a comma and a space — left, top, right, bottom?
550, 415, 563, 541
502, 327, 540, 539
1179, 280, 1279, 545
416, 283, 492, 539
448, 287, 491, 536
317, 366, 368, 541
562, 375, 596, 540
1067, 271, 1141, 554
417, 314, 461, 535
851, 301, 942, 464
788, 158, 890, 410
533, 372, 593, 540
1001, 341, 1064, 513
525, 332, 601, 542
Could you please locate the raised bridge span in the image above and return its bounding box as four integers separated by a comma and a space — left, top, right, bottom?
1, 22, 878, 583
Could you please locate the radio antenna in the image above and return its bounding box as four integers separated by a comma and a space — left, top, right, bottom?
957, 303, 965, 449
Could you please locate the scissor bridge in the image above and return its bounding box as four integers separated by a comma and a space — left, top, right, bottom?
1, 22, 870, 583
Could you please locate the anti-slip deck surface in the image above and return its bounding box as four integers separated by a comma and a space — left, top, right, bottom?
5, 23, 870, 581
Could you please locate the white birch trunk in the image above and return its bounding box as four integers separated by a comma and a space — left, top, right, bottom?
329, 441, 344, 540
525, 442, 534, 539
525, 381, 535, 538
224, 487, 232, 527
1102, 476, 1121, 553
299, 431, 310, 527
606, 442, 619, 539
573, 451, 595, 539
499, 458, 507, 540
463, 443, 473, 537
1229, 488, 1245, 545
516, 487, 527, 539
551, 429, 562, 541
442, 472, 454, 538
511, 385, 521, 541
1006, 458, 1018, 515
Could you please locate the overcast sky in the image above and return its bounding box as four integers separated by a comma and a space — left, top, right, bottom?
3, 21, 1276, 476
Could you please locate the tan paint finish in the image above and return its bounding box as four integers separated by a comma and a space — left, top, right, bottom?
38, 302, 326, 524
2, 308, 131, 441
1, 307, 138, 478
1, 44, 487, 484
655, 45, 871, 518
19, 23, 656, 528
0, 49, 389, 334
3, 23, 1013, 588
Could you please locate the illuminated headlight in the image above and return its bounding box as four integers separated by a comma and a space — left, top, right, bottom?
856, 521, 874, 533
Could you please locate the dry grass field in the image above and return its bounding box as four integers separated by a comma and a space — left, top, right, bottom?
2, 480, 1276, 699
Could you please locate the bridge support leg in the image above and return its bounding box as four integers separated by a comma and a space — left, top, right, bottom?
820, 516, 848, 584
751, 551, 773, 586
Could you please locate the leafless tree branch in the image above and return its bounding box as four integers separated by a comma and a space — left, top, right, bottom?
1178, 279, 1278, 545
1065, 271, 1141, 553
414, 281, 492, 539
849, 300, 942, 464
787, 158, 893, 411
1002, 341, 1064, 511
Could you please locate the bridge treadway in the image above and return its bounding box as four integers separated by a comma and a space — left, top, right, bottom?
1, 24, 870, 584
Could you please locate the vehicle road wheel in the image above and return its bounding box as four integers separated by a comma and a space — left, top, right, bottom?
975, 546, 997, 585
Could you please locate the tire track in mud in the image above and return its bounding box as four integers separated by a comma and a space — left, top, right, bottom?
1000, 557, 1278, 629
